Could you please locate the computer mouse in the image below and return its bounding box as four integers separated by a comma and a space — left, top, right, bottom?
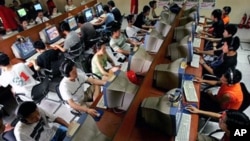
183, 103, 197, 114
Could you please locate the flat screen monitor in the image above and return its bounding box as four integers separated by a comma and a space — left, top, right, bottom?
95, 3, 103, 17
17, 8, 27, 18
44, 25, 61, 44
153, 58, 186, 91
11, 37, 36, 60
103, 71, 139, 110
66, 16, 78, 31
34, 3, 43, 11
82, 8, 94, 22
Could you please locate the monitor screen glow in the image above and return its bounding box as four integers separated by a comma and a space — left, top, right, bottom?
83, 8, 93, 22
34, 3, 42, 11
13, 37, 36, 59
96, 4, 103, 16
17, 8, 27, 17
45, 26, 60, 43
67, 17, 78, 30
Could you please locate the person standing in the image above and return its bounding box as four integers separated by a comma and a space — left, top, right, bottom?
130, 0, 138, 15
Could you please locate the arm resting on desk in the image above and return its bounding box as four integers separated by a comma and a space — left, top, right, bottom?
186, 105, 221, 119
67, 99, 98, 117
55, 117, 69, 128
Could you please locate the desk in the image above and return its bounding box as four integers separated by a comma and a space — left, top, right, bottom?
113, 9, 205, 141
64, 113, 111, 141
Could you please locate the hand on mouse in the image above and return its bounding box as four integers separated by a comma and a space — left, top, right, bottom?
185, 105, 199, 114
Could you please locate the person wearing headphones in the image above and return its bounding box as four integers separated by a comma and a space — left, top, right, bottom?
194, 68, 243, 112
133, 5, 155, 30
199, 36, 240, 78
14, 101, 69, 141
59, 60, 106, 117
0, 52, 37, 99
91, 38, 120, 80
222, 6, 231, 25
186, 105, 250, 141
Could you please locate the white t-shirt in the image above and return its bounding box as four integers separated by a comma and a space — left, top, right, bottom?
14, 108, 57, 141
35, 17, 49, 24
59, 69, 88, 103
126, 26, 141, 38
0, 63, 37, 98
110, 34, 131, 52
65, 4, 76, 12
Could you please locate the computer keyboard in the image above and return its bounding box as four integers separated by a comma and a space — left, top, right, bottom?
183, 80, 199, 102
26, 52, 41, 62
90, 18, 99, 24
191, 54, 200, 68
75, 28, 81, 34
199, 17, 205, 24
50, 38, 65, 47
120, 62, 128, 72
196, 25, 203, 33
96, 95, 107, 109
175, 113, 191, 141
67, 121, 80, 137
193, 38, 201, 48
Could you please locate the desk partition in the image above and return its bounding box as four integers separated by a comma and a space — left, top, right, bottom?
0, 0, 97, 64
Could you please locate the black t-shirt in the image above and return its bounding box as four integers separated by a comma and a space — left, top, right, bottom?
111, 8, 122, 23
216, 37, 233, 49
36, 49, 61, 72
212, 19, 224, 38
133, 12, 145, 29
213, 53, 237, 78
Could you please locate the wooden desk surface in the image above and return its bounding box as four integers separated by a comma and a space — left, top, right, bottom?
113, 10, 205, 141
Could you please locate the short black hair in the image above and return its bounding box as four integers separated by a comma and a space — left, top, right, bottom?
127, 14, 134, 23
109, 21, 121, 34
103, 5, 110, 13
143, 5, 150, 13
34, 40, 46, 50
77, 15, 85, 24
107, 0, 115, 7
0, 52, 10, 66
226, 110, 250, 133
230, 36, 240, 51
211, 9, 222, 20
17, 101, 37, 119
223, 6, 231, 15
60, 21, 70, 32
224, 24, 237, 36
149, 1, 157, 8
96, 37, 109, 49
0, 0, 5, 5
60, 59, 75, 77
224, 68, 242, 84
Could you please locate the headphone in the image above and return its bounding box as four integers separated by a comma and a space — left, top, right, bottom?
228, 37, 235, 51
59, 59, 75, 77
226, 68, 234, 85
16, 36, 26, 43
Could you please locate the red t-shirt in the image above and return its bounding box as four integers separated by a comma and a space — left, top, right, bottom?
0, 6, 18, 30
130, 0, 138, 14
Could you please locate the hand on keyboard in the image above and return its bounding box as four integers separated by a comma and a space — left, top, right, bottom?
193, 48, 201, 54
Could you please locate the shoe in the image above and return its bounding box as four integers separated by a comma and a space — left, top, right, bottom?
238, 13, 247, 28
245, 15, 250, 29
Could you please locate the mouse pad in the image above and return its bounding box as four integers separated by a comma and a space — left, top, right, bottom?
93, 109, 104, 122
182, 103, 198, 114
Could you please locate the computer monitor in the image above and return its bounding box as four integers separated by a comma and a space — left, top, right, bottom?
16, 8, 27, 18
103, 70, 139, 110
44, 25, 61, 44
187, 36, 193, 63
34, 3, 43, 11
144, 34, 163, 53
11, 37, 36, 60
153, 58, 186, 91
95, 3, 103, 17
154, 20, 172, 37
128, 47, 153, 74
140, 88, 185, 136
174, 22, 193, 42
82, 8, 94, 22
66, 16, 78, 31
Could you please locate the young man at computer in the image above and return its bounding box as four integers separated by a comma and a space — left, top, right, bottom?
59, 60, 107, 117
91, 5, 115, 28
186, 105, 250, 141
107, 1, 122, 23
35, 10, 49, 24
0, 52, 37, 99
194, 68, 243, 112
110, 21, 142, 55
92, 37, 120, 80
14, 101, 69, 141
133, 5, 155, 30
199, 36, 240, 78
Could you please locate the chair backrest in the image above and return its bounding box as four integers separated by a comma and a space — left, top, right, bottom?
239, 82, 250, 111
66, 42, 83, 59
55, 84, 67, 105
31, 76, 49, 104
2, 129, 17, 141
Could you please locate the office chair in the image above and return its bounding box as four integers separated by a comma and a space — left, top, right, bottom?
31, 75, 49, 104
199, 82, 250, 133
2, 129, 17, 141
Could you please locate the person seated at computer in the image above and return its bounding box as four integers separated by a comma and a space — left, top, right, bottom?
200, 9, 224, 38
107, 1, 122, 23
186, 105, 250, 141
92, 38, 120, 80
65, 0, 76, 12
199, 36, 240, 78
77, 15, 97, 50
110, 21, 142, 55
59, 21, 81, 50
91, 5, 115, 28
59, 60, 106, 117
30, 40, 64, 76
17, 19, 29, 32
50, 7, 62, 18
222, 6, 231, 25
0, 52, 38, 99
35, 10, 49, 24
149, 0, 159, 19
14, 101, 69, 141
194, 68, 243, 112
133, 5, 155, 30
12, 0, 21, 11
126, 14, 148, 41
